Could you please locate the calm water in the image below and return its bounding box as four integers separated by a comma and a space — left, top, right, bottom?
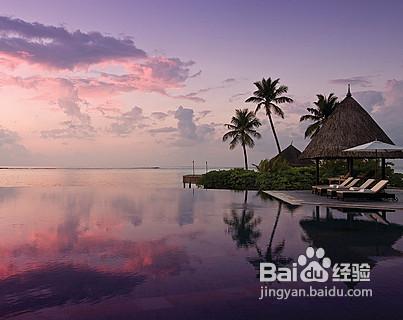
0, 169, 402, 319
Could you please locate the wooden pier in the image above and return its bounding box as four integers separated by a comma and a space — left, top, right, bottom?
183, 175, 202, 188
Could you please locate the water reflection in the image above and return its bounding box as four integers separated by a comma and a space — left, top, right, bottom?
300, 206, 403, 285
224, 191, 262, 248
0, 187, 19, 203
224, 191, 292, 274
225, 193, 403, 288
0, 185, 402, 319
0, 265, 145, 318
248, 202, 293, 272
0, 187, 196, 317
111, 196, 143, 226
177, 189, 195, 226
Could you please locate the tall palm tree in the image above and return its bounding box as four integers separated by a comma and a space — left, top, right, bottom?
300, 93, 338, 138
223, 108, 262, 170
245, 77, 293, 154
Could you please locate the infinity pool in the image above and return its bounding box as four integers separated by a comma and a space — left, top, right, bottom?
0, 170, 402, 319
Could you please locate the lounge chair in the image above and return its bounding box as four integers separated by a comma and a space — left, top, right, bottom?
312, 177, 354, 195
336, 180, 397, 201
315, 178, 360, 196
327, 179, 375, 198
316, 179, 360, 196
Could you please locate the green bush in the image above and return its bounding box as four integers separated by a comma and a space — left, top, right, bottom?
199, 161, 403, 191
198, 167, 315, 190
257, 167, 315, 190
198, 168, 259, 190
389, 172, 403, 188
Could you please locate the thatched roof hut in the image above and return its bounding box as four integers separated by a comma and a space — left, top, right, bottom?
271, 144, 313, 167
300, 89, 403, 159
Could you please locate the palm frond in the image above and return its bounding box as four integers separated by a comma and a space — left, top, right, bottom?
304, 122, 320, 139
274, 96, 293, 104
229, 136, 240, 149
245, 96, 263, 104
222, 108, 261, 150
300, 114, 319, 122
270, 104, 285, 118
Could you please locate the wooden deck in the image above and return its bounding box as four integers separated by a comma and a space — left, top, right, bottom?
182, 175, 202, 188
263, 189, 403, 210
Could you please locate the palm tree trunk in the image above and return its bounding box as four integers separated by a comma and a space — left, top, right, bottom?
242, 143, 248, 170
268, 113, 282, 154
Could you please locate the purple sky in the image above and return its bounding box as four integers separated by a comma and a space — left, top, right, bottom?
0, 0, 402, 167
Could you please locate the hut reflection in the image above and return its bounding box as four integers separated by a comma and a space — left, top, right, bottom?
300, 206, 403, 274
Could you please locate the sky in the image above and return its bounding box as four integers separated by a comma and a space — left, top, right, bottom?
0, 0, 402, 167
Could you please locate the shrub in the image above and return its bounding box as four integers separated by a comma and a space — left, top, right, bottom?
198, 167, 315, 190
198, 168, 259, 190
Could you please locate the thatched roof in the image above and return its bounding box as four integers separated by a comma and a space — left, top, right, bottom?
271, 144, 313, 167
300, 92, 403, 159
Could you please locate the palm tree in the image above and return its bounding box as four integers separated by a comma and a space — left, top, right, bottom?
245, 77, 293, 154
223, 108, 262, 170
300, 93, 338, 138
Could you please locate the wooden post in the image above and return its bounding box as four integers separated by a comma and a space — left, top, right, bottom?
381, 158, 386, 179
315, 159, 320, 184
326, 207, 332, 220
347, 158, 354, 177
205, 161, 208, 173
351, 158, 354, 176
192, 160, 195, 175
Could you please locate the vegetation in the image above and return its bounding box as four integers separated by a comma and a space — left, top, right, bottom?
198, 166, 315, 190
222, 108, 262, 170
389, 172, 403, 188
253, 157, 290, 173
199, 159, 403, 190
199, 168, 260, 190
300, 93, 338, 138
318, 159, 403, 187
245, 77, 293, 154
253, 159, 270, 172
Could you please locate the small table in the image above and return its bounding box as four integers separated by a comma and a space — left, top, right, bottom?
328, 177, 345, 184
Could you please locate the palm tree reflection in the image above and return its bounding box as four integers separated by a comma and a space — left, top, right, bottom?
223, 191, 292, 275
248, 202, 292, 272
224, 191, 262, 248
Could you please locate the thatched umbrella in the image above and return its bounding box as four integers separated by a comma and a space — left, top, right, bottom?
344, 140, 403, 178
300, 86, 403, 183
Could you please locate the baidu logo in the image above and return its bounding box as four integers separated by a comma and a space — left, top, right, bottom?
260, 246, 370, 283
298, 247, 331, 282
